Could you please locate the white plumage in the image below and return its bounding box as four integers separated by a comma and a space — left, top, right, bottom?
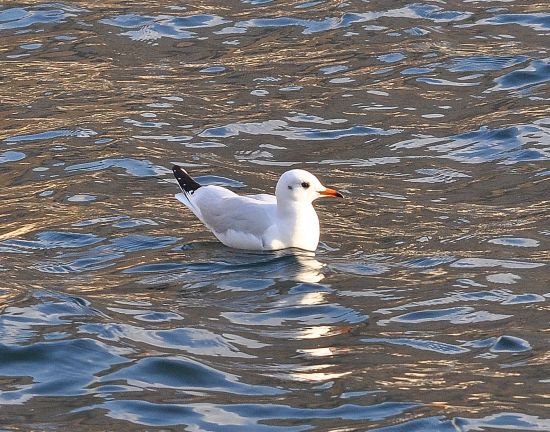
172, 165, 343, 251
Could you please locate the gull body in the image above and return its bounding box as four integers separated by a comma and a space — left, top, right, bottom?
172, 165, 342, 251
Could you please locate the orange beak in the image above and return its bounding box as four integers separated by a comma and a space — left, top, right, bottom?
319, 188, 344, 198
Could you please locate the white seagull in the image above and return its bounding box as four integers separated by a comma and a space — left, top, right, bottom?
172, 165, 343, 251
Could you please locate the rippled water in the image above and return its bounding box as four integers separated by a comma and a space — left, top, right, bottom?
1, 0, 549, 430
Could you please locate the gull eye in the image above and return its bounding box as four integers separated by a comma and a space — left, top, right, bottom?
301, 181, 310, 189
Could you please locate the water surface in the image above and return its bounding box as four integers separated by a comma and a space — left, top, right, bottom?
1, 0, 549, 430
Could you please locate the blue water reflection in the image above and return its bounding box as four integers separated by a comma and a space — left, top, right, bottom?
80, 399, 420, 428
4, 128, 97, 144
102, 356, 284, 395
100, 13, 228, 40
0, 150, 26, 164
199, 119, 401, 140
477, 13, 550, 31
491, 59, 550, 91
0, 4, 85, 31
446, 55, 528, 72
65, 158, 170, 176
392, 119, 550, 164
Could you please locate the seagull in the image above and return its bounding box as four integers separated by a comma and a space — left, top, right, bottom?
172, 165, 343, 251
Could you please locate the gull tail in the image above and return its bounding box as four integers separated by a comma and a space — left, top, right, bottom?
172, 165, 201, 193
172, 165, 204, 221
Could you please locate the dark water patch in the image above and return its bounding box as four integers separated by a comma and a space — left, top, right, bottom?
37, 231, 105, 249
33, 235, 179, 274
491, 60, 550, 91
456, 290, 519, 304
363, 337, 470, 355
80, 323, 255, 358
103, 356, 284, 395
1, 231, 104, 252
106, 305, 184, 323
108, 234, 179, 253
446, 55, 528, 72
490, 335, 532, 353
380, 306, 510, 326
369, 416, 457, 432
0, 338, 125, 403
402, 256, 456, 268
34, 253, 123, 274
128, 251, 326, 285
477, 13, 550, 31
501, 293, 545, 304
3, 128, 97, 144
391, 119, 550, 164
218, 284, 369, 334
375, 288, 546, 329
226, 4, 471, 35
0, 246, 31, 255
223, 302, 367, 328
0, 291, 99, 344
455, 412, 550, 431
330, 261, 391, 276
122, 262, 188, 274
80, 399, 420, 428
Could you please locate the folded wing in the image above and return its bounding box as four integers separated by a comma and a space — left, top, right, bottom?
182, 186, 276, 248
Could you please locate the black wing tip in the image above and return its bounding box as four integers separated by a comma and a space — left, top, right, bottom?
172, 165, 201, 193
172, 164, 184, 175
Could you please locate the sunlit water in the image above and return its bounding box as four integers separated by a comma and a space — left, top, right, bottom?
1, 1, 549, 430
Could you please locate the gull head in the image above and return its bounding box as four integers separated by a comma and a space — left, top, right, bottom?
275, 169, 343, 204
